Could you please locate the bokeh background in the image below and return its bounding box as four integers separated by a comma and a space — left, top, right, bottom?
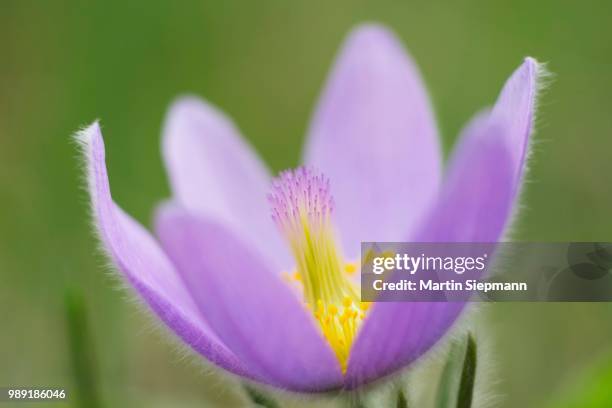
2, 1, 612, 407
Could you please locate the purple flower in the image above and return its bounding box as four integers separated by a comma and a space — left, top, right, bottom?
78, 24, 541, 392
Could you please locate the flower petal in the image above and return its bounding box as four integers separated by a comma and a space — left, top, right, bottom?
77, 122, 255, 380
155, 205, 343, 392
162, 96, 290, 270
345, 58, 542, 386
303, 24, 441, 259
345, 119, 515, 387
491, 57, 541, 184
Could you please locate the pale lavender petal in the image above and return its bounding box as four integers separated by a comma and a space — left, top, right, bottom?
491, 57, 541, 184
303, 24, 441, 259
162, 97, 290, 270
77, 122, 255, 380
155, 205, 343, 392
345, 120, 515, 387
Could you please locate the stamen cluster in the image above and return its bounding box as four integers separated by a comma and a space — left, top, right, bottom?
269, 167, 368, 371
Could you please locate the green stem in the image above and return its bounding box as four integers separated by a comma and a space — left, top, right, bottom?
65, 289, 103, 408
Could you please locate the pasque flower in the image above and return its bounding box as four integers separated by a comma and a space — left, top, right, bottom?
78, 24, 541, 392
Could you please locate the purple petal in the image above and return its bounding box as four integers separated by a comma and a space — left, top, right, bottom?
345, 120, 515, 387
303, 24, 441, 259
77, 122, 255, 380
491, 57, 541, 184
345, 58, 541, 386
155, 205, 343, 392
162, 97, 291, 270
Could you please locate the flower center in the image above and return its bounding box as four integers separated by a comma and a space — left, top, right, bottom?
268, 167, 369, 372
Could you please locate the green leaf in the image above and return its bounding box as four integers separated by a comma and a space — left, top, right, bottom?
65, 289, 103, 408
456, 334, 477, 408
396, 388, 409, 408
546, 355, 612, 408
435, 333, 477, 408
244, 385, 280, 408
435, 339, 464, 408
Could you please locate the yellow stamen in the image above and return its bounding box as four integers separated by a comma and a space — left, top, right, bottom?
344, 262, 357, 275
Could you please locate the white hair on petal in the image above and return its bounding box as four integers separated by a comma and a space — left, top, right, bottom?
501, 58, 553, 242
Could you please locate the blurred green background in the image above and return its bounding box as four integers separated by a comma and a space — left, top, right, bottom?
2, 0, 612, 407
